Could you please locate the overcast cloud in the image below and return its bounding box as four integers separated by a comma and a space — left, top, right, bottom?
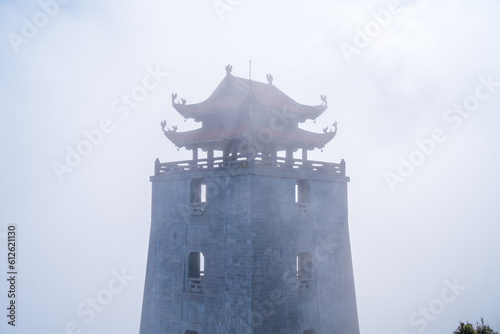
0, 0, 499, 333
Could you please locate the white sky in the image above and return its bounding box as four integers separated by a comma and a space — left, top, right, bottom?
0, 0, 499, 333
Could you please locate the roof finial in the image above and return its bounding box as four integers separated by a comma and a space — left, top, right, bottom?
266, 74, 273, 85
320, 94, 327, 107
225, 64, 232, 75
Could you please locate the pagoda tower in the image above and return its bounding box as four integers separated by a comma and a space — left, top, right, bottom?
139, 65, 360, 334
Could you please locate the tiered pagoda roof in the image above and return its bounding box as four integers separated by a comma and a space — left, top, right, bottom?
162, 65, 337, 153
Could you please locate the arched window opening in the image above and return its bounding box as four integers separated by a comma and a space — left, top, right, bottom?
190, 179, 206, 216
297, 252, 313, 293
187, 252, 204, 293
296, 179, 310, 215
295, 179, 310, 203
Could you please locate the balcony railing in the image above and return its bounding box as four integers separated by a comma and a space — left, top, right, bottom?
188, 277, 203, 294
190, 202, 207, 216
154, 155, 346, 176
297, 202, 310, 215
298, 278, 312, 293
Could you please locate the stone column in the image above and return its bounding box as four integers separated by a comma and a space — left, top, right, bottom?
208, 149, 214, 169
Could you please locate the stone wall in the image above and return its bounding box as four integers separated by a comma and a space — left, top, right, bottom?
139, 165, 359, 334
